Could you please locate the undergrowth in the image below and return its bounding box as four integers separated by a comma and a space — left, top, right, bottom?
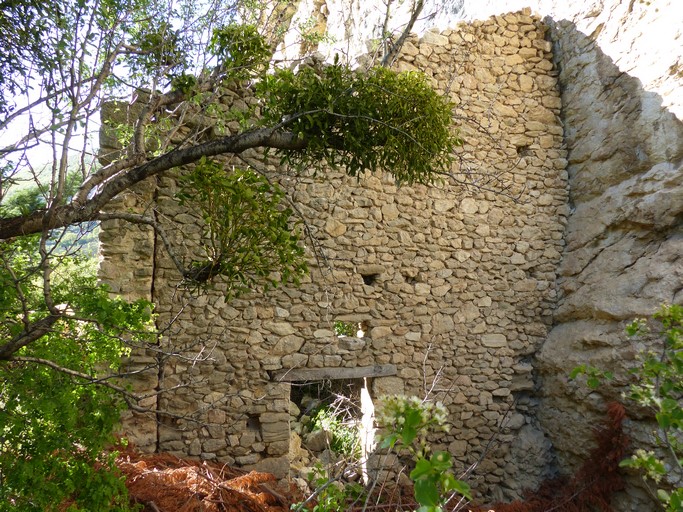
471, 402, 628, 512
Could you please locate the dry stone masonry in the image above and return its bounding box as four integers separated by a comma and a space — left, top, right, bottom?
100, 11, 568, 501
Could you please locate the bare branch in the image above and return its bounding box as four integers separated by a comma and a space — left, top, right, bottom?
10, 356, 152, 413
381, 0, 425, 68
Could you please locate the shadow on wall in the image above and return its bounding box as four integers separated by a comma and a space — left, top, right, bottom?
535, 17, 683, 512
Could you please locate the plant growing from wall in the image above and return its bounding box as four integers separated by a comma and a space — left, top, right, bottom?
257, 57, 460, 185
177, 159, 307, 297
376, 395, 472, 511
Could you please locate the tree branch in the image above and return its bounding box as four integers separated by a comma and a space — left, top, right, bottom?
0, 314, 62, 360
10, 356, 151, 413
0, 128, 307, 241
381, 0, 425, 67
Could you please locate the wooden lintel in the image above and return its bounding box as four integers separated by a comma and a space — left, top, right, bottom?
271, 364, 397, 382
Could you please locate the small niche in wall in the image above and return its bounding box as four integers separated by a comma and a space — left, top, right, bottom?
361, 273, 379, 286
516, 145, 532, 157
246, 414, 261, 431
357, 264, 384, 288
403, 273, 419, 285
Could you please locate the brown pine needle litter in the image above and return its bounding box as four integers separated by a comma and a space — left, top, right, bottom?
116, 448, 298, 512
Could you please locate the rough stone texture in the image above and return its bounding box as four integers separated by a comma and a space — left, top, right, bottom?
100, 13, 567, 500
296, 0, 682, 121
294, 1, 682, 509
533, 7, 683, 512
100, 2, 683, 507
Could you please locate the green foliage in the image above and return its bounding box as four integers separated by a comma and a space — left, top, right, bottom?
128, 20, 185, 75
294, 464, 363, 512
0, 172, 100, 256
310, 407, 361, 457
0, 169, 83, 217
410, 452, 472, 512
177, 158, 308, 298
0, 238, 153, 510
573, 305, 683, 511
209, 24, 272, 79
377, 395, 449, 454
621, 304, 683, 511
171, 73, 198, 95
333, 320, 356, 337
0, 1, 62, 116
257, 59, 460, 184
569, 364, 614, 390
376, 395, 472, 510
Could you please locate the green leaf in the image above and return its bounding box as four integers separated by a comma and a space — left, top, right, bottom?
430, 451, 452, 472
569, 365, 585, 379
658, 489, 671, 503
410, 458, 434, 480
587, 376, 600, 389
442, 475, 472, 500
414, 477, 440, 507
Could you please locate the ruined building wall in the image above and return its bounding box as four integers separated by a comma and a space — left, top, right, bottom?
99, 12, 568, 500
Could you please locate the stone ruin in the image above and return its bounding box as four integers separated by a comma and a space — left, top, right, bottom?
99, 7, 683, 510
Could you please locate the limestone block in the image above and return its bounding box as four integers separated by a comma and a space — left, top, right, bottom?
357, 264, 385, 275
203, 439, 227, 452
421, 31, 449, 46
482, 334, 507, 348
370, 326, 392, 338
324, 218, 346, 236
431, 313, 455, 334
273, 334, 305, 354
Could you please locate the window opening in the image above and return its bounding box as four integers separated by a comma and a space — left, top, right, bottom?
246, 414, 261, 431
334, 320, 365, 338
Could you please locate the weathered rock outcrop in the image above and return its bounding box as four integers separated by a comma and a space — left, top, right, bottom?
534, 7, 683, 511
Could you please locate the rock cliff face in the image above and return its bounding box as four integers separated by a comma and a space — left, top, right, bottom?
534, 7, 683, 511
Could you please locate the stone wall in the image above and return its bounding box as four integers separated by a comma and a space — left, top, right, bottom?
100, 12, 569, 501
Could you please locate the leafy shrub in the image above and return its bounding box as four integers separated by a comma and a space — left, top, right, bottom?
310, 406, 361, 458
177, 159, 307, 297
257, 58, 460, 185
620, 304, 683, 511
296, 463, 364, 512
0, 238, 152, 510
570, 304, 683, 511
376, 395, 471, 512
